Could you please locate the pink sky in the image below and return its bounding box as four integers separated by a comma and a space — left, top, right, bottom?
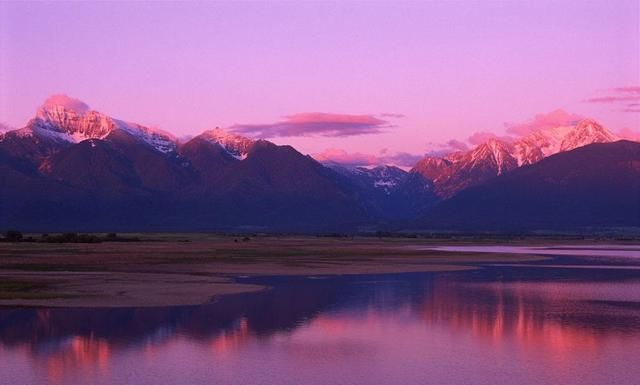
0, 1, 638, 165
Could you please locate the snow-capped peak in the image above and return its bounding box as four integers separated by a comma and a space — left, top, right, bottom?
513, 125, 573, 165
469, 139, 516, 174
19, 95, 177, 153
511, 119, 618, 166
113, 119, 177, 154
200, 127, 255, 160
35, 104, 115, 142
559, 119, 618, 152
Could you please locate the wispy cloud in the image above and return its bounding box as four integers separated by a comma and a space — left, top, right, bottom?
585, 95, 640, 103
618, 127, 640, 141
504, 109, 583, 136
429, 104, 634, 160
230, 112, 392, 138
584, 86, 640, 112
445, 139, 469, 152
314, 148, 422, 167
612, 86, 640, 94
381, 152, 424, 167
379, 112, 405, 118
430, 109, 585, 158
0, 122, 12, 133
425, 139, 470, 157
314, 149, 378, 166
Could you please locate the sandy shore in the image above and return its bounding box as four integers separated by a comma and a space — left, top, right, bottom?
0, 235, 551, 307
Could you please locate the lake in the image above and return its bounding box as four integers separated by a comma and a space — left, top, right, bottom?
2, 245, 640, 385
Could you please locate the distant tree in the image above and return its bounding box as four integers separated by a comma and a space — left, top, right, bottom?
62, 233, 78, 242
5, 230, 23, 242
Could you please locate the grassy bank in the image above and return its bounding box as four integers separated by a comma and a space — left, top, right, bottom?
0, 234, 610, 307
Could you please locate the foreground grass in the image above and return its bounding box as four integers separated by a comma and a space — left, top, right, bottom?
0, 280, 60, 300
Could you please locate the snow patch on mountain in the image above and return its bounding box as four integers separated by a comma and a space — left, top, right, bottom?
7, 98, 179, 154
469, 139, 516, 174
200, 127, 254, 160
512, 125, 571, 166
560, 119, 618, 152
363, 165, 407, 193
427, 118, 618, 172
411, 117, 620, 199
324, 162, 407, 194
114, 119, 177, 154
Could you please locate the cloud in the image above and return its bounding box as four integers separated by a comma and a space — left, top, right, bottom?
0, 122, 12, 133
314, 148, 423, 167
618, 128, 640, 141
612, 86, 640, 94
314, 149, 378, 166
584, 86, 640, 112
504, 109, 583, 136
424, 139, 470, 157
585, 95, 640, 103
379, 112, 405, 118
230, 112, 392, 138
467, 131, 515, 145
429, 109, 583, 158
445, 139, 469, 152
42, 94, 90, 114
383, 152, 424, 167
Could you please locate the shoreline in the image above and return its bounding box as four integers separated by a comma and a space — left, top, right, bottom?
1, 235, 615, 308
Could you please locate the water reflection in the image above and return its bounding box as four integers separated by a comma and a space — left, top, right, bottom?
2, 263, 640, 385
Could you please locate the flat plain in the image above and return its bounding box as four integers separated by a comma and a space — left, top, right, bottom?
1, 234, 633, 307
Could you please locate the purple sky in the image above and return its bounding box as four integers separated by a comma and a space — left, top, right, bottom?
1, 1, 638, 165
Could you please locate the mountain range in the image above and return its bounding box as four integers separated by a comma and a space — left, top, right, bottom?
1, 96, 638, 232
421, 140, 640, 231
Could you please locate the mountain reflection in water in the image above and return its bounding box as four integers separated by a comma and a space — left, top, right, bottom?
2, 261, 640, 385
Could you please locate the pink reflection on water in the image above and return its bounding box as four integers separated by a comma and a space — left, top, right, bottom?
36, 336, 112, 385
2, 271, 640, 385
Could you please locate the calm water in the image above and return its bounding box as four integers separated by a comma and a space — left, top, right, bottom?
422, 244, 640, 258
2, 247, 640, 385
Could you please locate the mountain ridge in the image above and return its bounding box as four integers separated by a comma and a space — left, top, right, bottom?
409, 118, 619, 198
420, 140, 640, 231
0, 95, 637, 232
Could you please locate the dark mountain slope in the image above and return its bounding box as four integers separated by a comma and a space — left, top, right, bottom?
178, 141, 373, 230
1, 95, 636, 232
42, 139, 144, 195
179, 137, 237, 184
421, 141, 640, 231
